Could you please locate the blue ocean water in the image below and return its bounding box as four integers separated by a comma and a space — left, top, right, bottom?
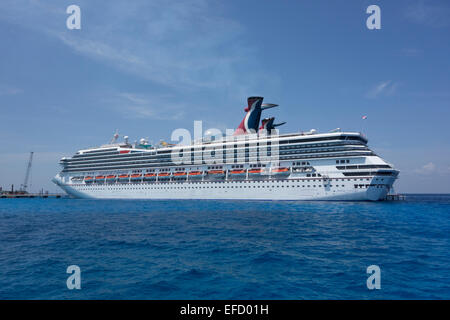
0, 195, 449, 299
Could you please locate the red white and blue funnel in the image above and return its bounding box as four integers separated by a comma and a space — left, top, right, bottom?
259, 117, 286, 132
234, 97, 278, 135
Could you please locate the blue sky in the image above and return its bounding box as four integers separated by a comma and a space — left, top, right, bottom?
0, 0, 449, 193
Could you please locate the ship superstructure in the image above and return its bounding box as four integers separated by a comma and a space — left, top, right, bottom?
53, 97, 399, 200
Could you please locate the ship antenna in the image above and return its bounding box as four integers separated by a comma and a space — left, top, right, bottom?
110, 130, 119, 144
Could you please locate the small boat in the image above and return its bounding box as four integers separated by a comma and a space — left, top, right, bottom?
95, 175, 105, 183
208, 170, 225, 174
271, 167, 290, 177
248, 168, 268, 179
188, 171, 203, 179
206, 169, 225, 179
143, 173, 156, 181
229, 169, 246, 179
106, 175, 116, 183
173, 171, 187, 180
130, 174, 142, 181
84, 176, 93, 183
158, 172, 171, 180
118, 174, 130, 181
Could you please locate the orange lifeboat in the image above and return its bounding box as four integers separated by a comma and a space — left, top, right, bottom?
208, 170, 225, 175
229, 169, 245, 180
158, 172, 170, 176
95, 175, 105, 182
130, 174, 142, 181
105, 175, 116, 183
248, 168, 267, 179
158, 172, 171, 180
271, 167, 290, 177
188, 171, 203, 179
118, 174, 130, 181
206, 169, 225, 179
173, 171, 187, 180
84, 176, 93, 183
143, 173, 156, 181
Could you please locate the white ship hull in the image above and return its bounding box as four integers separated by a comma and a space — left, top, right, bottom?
53, 174, 395, 201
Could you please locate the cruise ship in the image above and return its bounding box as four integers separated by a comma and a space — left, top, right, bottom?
52, 96, 399, 200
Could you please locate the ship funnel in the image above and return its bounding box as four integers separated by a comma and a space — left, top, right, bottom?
235, 96, 281, 135
261, 103, 278, 110
259, 117, 286, 132
244, 96, 264, 112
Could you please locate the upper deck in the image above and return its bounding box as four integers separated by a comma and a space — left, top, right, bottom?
59, 131, 373, 173
70, 131, 367, 157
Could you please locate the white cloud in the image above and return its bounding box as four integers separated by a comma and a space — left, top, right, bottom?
0, 0, 272, 91
365, 80, 398, 98
413, 162, 450, 175
0, 0, 279, 122
405, 1, 450, 28
423, 162, 435, 172
117, 93, 150, 105
414, 162, 436, 174
112, 92, 186, 120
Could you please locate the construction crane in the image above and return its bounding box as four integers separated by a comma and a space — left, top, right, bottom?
20, 152, 33, 193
